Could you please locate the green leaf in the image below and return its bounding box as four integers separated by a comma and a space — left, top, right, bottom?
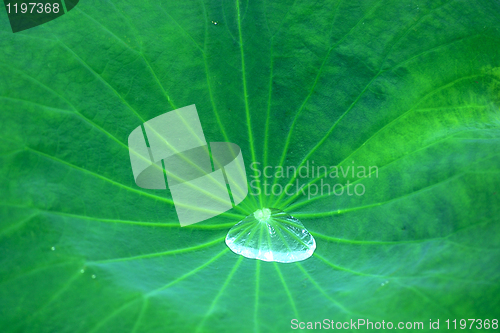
1, 0, 500, 332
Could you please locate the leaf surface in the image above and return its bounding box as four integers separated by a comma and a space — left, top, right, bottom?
1, 0, 500, 332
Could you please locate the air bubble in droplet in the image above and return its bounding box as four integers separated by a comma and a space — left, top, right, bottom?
225, 208, 316, 263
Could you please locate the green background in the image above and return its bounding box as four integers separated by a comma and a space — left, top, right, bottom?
1, 0, 499, 332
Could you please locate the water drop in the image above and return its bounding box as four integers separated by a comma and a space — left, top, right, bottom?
80, 269, 85, 273
91, 274, 96, 279
51, 246, 55, 251
225, 208, 316, 263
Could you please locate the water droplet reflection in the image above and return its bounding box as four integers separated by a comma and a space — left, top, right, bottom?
225, 208, 316, 263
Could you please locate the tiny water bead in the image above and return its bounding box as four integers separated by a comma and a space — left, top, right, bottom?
225, 208, 316, 263
254, 207, 271, 222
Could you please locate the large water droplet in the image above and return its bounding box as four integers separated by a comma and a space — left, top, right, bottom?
225, 208, 316, 263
